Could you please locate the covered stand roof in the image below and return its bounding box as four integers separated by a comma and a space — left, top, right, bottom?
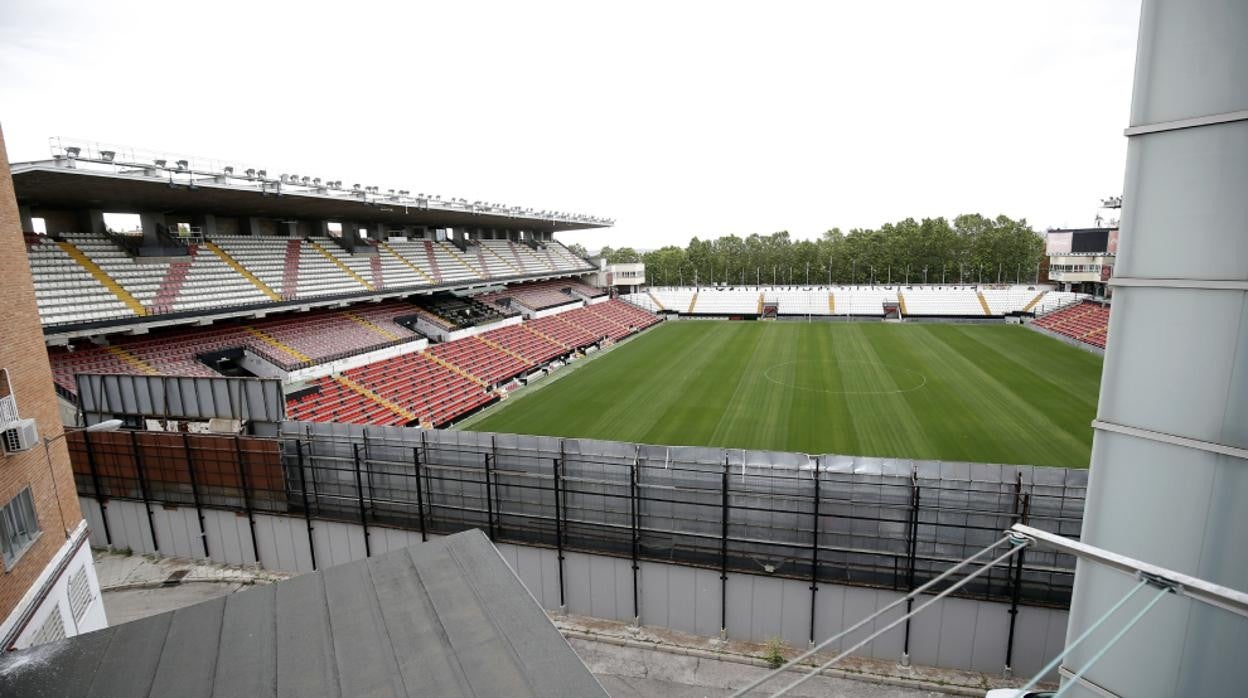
0, 530, 606, 697
11, 162, 609, 233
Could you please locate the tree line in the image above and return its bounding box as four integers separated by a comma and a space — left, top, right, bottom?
577, 214, 1046, 287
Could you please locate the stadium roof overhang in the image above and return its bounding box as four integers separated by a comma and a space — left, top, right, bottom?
10, 161, 609, 233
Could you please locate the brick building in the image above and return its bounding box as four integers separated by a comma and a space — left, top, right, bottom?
0, 126, 106, 649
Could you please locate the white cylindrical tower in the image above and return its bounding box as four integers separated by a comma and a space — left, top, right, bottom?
1063, 1, 1248, 695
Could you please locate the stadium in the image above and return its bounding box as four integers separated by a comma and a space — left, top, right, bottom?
0, 2, 1245, 694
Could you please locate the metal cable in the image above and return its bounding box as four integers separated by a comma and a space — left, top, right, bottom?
730, 533, 1015, 697
1017, 578, 1150, 691
771, 539, 1029, 697
1052, 585, 1171, 698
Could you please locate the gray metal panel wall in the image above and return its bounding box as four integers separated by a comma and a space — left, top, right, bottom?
84, 497, 1068, 680
1064, 1, 1248, 695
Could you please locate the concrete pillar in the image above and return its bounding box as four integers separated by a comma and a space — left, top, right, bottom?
1062, 1, 1248, 696
78, 209, 106, 236
340, 221, 363, 251
138, 211, 166, 246
451, 227, 467, 251
282, 220, 300, 238
17, 204, 34, 233
194, 214, 218, 237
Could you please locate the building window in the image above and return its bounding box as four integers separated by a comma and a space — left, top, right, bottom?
1, 487, 41, 570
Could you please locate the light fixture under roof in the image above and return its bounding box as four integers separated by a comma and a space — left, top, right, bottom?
65, 146, 81, 158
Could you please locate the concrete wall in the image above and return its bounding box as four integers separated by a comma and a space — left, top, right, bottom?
83, 497, 1067, 679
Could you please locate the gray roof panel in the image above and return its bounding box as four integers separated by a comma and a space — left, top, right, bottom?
0, 530, 605, 698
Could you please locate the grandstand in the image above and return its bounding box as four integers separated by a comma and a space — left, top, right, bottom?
633, 284, 1067, 318
1032, 299, 1111, 349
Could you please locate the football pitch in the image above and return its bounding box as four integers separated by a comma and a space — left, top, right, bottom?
466, 321, 1103, 468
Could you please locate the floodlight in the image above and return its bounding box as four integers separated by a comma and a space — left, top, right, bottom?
257, 170, 266, 178
245, 168, 256, 178
224, 166, 234, 175
65, 146, 81, 158
154, 159, 167, 168
176, 160, 188, 170
100, 150, 115, 162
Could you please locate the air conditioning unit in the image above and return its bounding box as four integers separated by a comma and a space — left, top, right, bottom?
2, 418, 38, 454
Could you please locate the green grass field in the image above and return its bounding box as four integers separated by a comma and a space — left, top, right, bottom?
466, 321, 1103, 467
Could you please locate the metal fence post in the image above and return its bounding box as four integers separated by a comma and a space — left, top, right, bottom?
483, 453, 496, 540
720, 457, 729, 640
234, 436, 261, 566
413, 447, 427, 542
901, 478, 920, 666
808, 463, 821, 647
82, 429, 112, 546
553, 457, 566, 614
183, 432, 210, 558
129, 430, 159, 552
294, 439, 318, 571
630, 449, 641, 626
352, 443, 371, 557
1004, 491, 1031, 677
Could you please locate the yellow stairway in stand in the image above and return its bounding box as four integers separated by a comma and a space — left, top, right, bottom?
441, 243, 487, 277
897, 291, 908, 316
202, 242, 283, 301
482, 244, 524, 276
341, 311, 403, 342
1021, 291, 1048, 313
335, 375, 418, 422
306, 240, 374, 291
975, 291, 993, 316
476, 335, 531, 364
423, 351, 488, 388
522, 324, 570, 351
587, 306, 630, 332
828, 292, 836, 314
57, 241, 148, 316
243, 327, 313, 363
378, 242, 437, 285
687, 292, 699, 313
757, 293, 765, 314
105, 346, 159, 375
646, 290, 666, 311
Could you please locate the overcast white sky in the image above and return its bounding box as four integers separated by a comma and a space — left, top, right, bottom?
1, 1, 1140, 251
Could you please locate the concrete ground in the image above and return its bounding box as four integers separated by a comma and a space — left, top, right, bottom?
93, 550, 1010, 697
94, 549, 288, 625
